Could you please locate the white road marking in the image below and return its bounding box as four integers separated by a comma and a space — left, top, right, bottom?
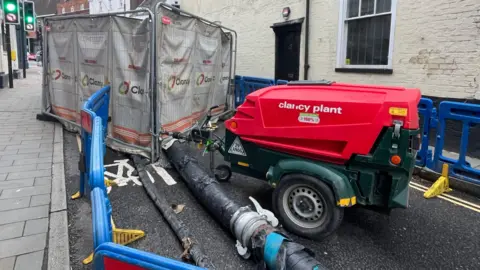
409, 181, 480, 213
104, 159, 142, 186
146, 171, 155, 183
151, 164, 177, 186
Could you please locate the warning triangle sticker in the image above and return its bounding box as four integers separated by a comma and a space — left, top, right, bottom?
228, 137, 247, 156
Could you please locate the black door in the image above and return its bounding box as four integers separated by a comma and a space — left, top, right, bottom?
273, 23, 302, 81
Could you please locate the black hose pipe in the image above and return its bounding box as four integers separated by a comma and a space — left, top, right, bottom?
132, 156, 215, 269
165, 141, 327, 270
164, 142, 241, 228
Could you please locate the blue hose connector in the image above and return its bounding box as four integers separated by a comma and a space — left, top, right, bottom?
264, 232, 286, 270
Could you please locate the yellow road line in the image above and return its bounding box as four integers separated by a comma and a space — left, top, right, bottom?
409, 182, 480, 213
410, 181, 480, 209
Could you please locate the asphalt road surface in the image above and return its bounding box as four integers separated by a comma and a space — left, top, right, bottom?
63, 127, 480, 269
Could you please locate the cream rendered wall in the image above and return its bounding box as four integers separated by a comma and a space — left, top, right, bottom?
184, 0, 307, 79
183, 0, 480, 99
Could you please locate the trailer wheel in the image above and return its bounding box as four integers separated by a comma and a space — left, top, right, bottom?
214, 165, 232, 182
273, 174, 344, 240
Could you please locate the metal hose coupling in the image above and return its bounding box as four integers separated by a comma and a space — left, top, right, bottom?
229, 197, 327, 270
230, 197, 279, 259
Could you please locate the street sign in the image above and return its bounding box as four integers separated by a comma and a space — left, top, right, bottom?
3, 0, 20, 25
23, 1, 36, 32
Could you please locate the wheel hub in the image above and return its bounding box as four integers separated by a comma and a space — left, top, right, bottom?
284, 185, 325, 228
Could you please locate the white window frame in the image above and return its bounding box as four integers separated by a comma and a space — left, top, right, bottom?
336, 0, 397, 70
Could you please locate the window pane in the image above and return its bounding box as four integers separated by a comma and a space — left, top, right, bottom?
347, 0, 360, 18
345, 15, 391, 65
361, 0, 375, 16
376, 0, 391, 13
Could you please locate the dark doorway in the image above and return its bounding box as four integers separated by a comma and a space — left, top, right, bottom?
272, 19, 303, 81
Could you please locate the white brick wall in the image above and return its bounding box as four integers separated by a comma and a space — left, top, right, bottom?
183, 0, 480, 99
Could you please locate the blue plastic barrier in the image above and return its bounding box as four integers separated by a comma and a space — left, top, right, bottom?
82, 86, 205, 270
432, 102, 480, 185
234, 76, 285, 107
234, 76, 244, 107
79, 85, 111, 197
242, 76, 275, 99
94, 243, 202, 270
417, 98, 434, 167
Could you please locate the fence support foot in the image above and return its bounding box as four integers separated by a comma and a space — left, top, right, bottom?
82, 218, 146, 265
71, 191, 81, 200
424, 164, 452, 199
104, 177, 116, 187
36, 112, 58, 123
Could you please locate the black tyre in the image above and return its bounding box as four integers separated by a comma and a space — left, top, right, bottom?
214, 164, 232, 182
272, 174, 344, 240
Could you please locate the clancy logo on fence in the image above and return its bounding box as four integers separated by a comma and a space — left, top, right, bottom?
81, 74, 104, 88
119, 81, 129, 95
50, 69, 72, 81
118, 81, 145, 95
196, 73, 215, 86
167, 75, 190, 90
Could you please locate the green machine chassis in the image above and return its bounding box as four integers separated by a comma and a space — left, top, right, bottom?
224, 127, 419, 209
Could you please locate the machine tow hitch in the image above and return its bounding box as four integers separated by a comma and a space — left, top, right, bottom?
160, 106, 232, 182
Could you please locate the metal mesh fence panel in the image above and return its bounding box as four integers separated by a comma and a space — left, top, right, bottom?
47, 20, 77, 125
156, 8, 197, 133
41, 5, 235, 160
75, 17, 111, 126
155, 6, 233, 133
109, 16, 152, 151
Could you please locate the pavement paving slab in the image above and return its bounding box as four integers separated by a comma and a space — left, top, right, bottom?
0, 66, 68, 270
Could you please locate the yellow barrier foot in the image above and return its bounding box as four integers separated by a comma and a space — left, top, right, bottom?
83, 253, 94, 265
71, 191, 81, 200
104, 177, 117, 188
424, 164, 452, 199
82, 219, 145, 265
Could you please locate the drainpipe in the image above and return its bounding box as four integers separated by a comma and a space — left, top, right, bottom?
304, 0, 311, 80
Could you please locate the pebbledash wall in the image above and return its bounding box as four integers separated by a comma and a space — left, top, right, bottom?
183, 0, 480, 101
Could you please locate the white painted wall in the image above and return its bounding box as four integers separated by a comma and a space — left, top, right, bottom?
90, 0, 130, 14
183, 0, 480, 99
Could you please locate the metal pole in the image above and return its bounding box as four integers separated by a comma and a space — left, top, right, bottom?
20, 20, 26, 79
6, 25, 14, 88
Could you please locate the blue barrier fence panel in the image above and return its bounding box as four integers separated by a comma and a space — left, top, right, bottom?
433, 101, 480, 185
83, 85, 205, 269
80, 86, 111, 197
417, 98, 433, 167
90, 117, 106, 189
242, 76, 275, 99
235, 76, 285, 107
234, 76, 244, 107
91, 187, 113, 250
94, 243, 203, 270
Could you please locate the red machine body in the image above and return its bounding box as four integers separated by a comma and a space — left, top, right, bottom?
225, 82, 421, 164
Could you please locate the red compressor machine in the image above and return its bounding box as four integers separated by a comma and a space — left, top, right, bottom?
180, 80, 421, 240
